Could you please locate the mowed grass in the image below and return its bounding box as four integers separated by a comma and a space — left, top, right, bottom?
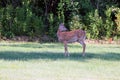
0, 42, 120, 80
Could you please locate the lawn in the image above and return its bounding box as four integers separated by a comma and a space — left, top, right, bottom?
0, 42, 120, 80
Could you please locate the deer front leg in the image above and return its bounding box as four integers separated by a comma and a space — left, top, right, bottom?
63, 41, 69, 56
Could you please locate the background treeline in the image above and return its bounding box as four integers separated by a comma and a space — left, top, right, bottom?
0, 0, 120, 41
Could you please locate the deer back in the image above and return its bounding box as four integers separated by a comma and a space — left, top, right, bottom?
57, 29, 86, 42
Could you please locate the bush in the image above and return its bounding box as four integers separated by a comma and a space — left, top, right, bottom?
87, 10, 103, 39
0, 2, 44, 39
69, 15, 85, 30
48, 13, 59, 38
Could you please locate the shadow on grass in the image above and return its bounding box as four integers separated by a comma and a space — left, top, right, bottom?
0, 51, 120, 61
1, 43, 82, 49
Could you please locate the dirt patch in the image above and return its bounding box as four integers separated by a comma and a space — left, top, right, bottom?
0, 35, 56, 42
0, 36, 120, 44
85, 39, 120, 44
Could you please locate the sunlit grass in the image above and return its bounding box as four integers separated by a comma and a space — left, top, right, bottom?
0, 42, 120, 80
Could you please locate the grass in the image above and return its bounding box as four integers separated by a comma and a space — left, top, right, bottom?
0, 42, 120, 80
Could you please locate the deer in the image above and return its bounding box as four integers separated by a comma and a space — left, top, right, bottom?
57, 23, 86, 57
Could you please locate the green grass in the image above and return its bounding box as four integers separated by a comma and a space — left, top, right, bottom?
0, 42, 120, 80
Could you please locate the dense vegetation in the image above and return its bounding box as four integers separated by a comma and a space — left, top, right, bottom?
0, 0, 120, 41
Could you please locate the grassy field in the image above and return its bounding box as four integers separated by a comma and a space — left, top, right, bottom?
0, 42, 120, 80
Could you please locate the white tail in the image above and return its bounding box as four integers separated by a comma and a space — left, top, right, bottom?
57, 23, 86, 56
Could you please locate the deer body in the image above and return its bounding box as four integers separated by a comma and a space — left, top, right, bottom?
57, 23, 86, 56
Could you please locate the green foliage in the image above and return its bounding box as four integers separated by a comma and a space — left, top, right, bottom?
48, 13, 55, 37
69, 15, 85, 30
48, 13, 59, 38
115, 9, 120, 38
104, 7, 118, 38
87, 10, 103, 39
0, 1, 44, 38
48, 13, 54, 37
0, 5, 15, 38
116, 13, 120, 30
0, 0, 120, 40
57, 0, 65, 23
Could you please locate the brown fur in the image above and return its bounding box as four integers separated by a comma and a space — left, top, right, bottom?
57, 24, 86, 56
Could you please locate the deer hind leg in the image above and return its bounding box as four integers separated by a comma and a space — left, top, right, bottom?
79, 40, 86, 56
63, 41, 69, 56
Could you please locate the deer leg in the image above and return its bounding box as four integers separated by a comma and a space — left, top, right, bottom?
79, 41, 86, 56
63, 41, 69, 56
